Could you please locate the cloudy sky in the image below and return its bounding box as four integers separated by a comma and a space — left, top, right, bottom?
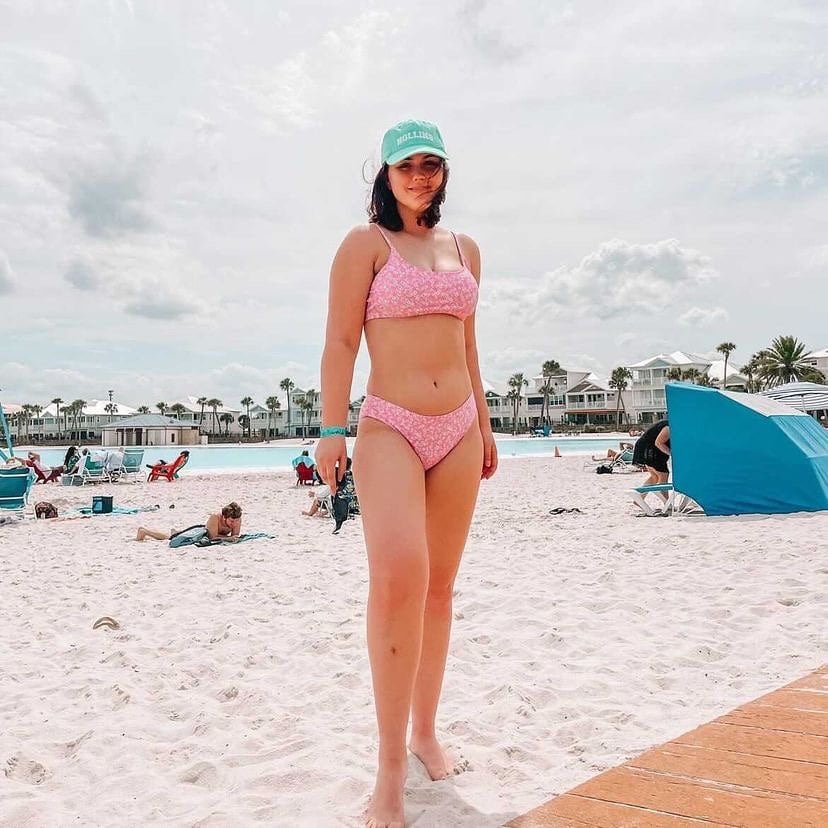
1, 1, 826, 407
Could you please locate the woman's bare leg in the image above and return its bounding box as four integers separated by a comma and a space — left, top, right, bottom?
135, 527, 170, 541
353, 418, 428, 828
410, 424, 483, 779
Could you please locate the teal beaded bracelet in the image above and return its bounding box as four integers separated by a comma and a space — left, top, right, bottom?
320, 426, 348, 437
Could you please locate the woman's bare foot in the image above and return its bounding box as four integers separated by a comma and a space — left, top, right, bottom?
408, 734, 459, 781
365, 757, 406, 827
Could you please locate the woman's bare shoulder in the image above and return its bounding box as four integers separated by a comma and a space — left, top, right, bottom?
454, 231, 479, 255
338, 223, 384, 254
453, 231, 481, 275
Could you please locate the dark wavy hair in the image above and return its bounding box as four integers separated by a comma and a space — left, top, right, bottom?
368, 162, 449, 230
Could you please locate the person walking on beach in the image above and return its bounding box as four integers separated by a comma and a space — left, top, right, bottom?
315, 119, 497, 828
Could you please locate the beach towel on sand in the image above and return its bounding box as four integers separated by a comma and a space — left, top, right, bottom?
169, 525, 210, 548
169, 529, 275, 549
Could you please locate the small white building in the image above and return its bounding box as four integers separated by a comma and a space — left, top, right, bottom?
100, 414, 201, 447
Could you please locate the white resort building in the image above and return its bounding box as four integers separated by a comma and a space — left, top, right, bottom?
805, 348, 828, 378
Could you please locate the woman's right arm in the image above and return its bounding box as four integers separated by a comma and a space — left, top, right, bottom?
316, 226, 376, 488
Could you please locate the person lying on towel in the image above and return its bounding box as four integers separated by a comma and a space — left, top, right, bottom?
135, 501, 242, 546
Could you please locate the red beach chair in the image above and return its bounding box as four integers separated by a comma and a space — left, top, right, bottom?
29, 460, 61, 484
147, 451, 190, 482
295, 463, 316, 486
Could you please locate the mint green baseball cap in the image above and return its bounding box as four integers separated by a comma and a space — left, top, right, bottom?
381, 119, 448, 166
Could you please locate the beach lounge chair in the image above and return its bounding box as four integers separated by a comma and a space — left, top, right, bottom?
295, 463, 316, 486
30, 459, 61, 484
584, 447, 640, 474
147, 451, 189, 482
119, 448, 145, 482
78, 454, 109, 485
630, 483, 696, 516
0, 466, 34, 513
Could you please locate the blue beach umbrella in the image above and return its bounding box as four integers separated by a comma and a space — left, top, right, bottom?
666, 383, 828, 516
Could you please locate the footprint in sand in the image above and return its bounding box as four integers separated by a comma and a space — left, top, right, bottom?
179, 761, 220, 787
4, 754, 50, 785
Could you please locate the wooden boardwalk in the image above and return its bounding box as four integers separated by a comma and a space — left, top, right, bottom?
508, 665, 828, 827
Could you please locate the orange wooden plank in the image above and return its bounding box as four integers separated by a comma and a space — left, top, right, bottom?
628, 743, 828, 800
507, 792, 719, 827
748, 688, 828, 713
786, 668, 828, 692
676, 722, 828, 764
571, 766, 828, 824
717, 706, 828, 738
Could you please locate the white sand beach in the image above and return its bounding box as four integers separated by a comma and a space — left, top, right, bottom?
1, 457, 826, 827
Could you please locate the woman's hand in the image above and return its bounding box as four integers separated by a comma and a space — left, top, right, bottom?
315, 436, 348, 488
481, 429, 498, 479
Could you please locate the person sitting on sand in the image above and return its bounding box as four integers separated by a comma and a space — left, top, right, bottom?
135, 501, 243, 543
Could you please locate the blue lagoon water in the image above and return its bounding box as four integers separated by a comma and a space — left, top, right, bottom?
30, 436, 624, 473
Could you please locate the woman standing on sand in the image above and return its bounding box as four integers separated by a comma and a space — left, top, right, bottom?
316, 119, 497, 827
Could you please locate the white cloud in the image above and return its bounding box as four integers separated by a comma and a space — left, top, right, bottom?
490, 239, 716, 322
63, 259, 100, 291
67, 149, 154, 237
678, 306, 730, 327
0, 249, 14, 293
799, 244, 828, 269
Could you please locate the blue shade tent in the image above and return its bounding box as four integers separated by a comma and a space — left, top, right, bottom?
666, 383, 828, 516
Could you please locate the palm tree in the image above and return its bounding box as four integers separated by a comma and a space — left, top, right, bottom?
238, 414, 250, 437
31, 404, 43, 440
70, 399, 86, 439
759, 336, 825, 387
104, 402, 119, 422
155, 402, 167, 416
681, 367, 700, 384
265, 395, 281, 438
169, 403, 187, 419
51, 397, 64, 440
667, 367, 683, 381
301, 388, 318, 438
219, 412, 234, 436
20, 404, 32, 440
207, 399, 222, 435
741, 352, 767, 393
240, 397, 254, 437
539, 359, 562, 426
280, 378, 295, 435
696, 374, 712, 387
507, 373, 528, 435
609, 367, 632, 427
137, 405, 151, 414
196, 396, 208, 429
716, 342, 736, 390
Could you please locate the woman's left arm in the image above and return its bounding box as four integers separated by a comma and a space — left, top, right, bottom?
461, 234, 498, 480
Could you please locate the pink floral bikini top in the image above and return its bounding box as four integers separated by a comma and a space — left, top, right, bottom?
364, 225, 479, 322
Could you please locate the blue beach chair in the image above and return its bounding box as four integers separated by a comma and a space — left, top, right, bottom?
120, 448, 145, 482
0, 466, 34, 513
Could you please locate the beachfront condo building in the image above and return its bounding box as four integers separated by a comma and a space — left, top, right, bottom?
627, 351, 713, 422
805, 348, 828, 378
